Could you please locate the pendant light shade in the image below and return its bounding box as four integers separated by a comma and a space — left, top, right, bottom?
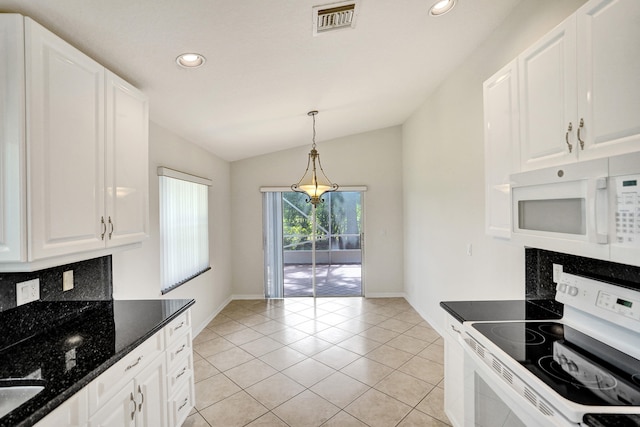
291, 111, 338, 206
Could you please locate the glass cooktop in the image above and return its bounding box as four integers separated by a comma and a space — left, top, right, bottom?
472, 321, 640, 407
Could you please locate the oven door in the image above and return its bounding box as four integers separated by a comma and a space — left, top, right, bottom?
463, 339, 577, 427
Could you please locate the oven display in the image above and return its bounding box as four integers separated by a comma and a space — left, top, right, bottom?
617, 298, 633, 308
622, 180, 637, 187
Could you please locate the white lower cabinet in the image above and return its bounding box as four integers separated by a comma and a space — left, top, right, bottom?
88, 354, 167, 427
443, 312, 464, 427
165, 311, 195, 427
34, 309, 194, 427
35, 388, 88, 427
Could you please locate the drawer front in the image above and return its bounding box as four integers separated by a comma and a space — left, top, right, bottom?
168, 378, 194, 427
167, 354, 193, 397
164, 310, 190, 347
166, 330, 192, 371
88, 331, 164, 415
444, 312, 463, 342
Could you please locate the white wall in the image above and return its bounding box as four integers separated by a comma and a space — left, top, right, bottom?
230, 126, 404, 298
402, 0, 587, 332
112, 121, 232, 333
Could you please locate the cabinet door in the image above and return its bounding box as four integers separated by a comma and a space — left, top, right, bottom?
88, 381, 136, 427
0, 15, 26, 262
519, 15, 577, 171
135, 355, 167, 427
484, 59, 519, 238
36, 388, 88, 427
105, 71, 149, 247
25, 18, 106, 260
576, 0, 640, 160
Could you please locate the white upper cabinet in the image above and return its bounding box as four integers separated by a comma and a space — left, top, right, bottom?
518, 16, 577, 171
484, 59, 519, 238
27, 17, 107, 260
576, 0, 640, 160
105, 71, 149, 247
0, 15, 148, 270
0, 15, 26, 262
518, 0, 640, 171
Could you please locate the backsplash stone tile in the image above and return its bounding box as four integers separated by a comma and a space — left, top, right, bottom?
0, 256, 112, 312
525, 248, 640, 300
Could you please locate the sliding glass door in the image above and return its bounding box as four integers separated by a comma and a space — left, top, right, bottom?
263, 191, 363, 298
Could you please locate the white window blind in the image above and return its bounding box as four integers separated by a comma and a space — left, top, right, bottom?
158, 167, 211, 294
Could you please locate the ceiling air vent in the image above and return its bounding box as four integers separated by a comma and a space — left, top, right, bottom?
313, 1, 358, 35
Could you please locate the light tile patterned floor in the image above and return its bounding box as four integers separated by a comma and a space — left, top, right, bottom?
185, 297, 451, 427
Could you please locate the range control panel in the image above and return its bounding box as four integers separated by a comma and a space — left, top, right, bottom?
556, 273, 640, 329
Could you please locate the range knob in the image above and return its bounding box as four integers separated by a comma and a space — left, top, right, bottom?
568, 286, 579, 296
557, 283, 568, 293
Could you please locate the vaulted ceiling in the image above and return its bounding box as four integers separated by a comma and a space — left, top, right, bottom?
0, 0, 521, 161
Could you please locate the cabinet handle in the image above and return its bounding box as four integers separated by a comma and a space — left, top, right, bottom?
178, 397, 189, 411
176, 367, 187, 379
450, 324, 461, 334
129, 392, 136, 420
565, 122, 573, 153
577, 118, 585, 150
137, 385, 145, 412
125, 356, 143, 372
108, 216, 114, 239
176, 344, 186, 355
100, 217, 106, 240
174, 321, 185, 331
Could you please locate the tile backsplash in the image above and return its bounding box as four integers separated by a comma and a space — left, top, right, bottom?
0, 256, 112, 312
525, 248, 640, 300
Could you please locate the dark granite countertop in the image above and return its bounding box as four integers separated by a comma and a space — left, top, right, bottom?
0, 298, 195, 427
440, 299, 563, 324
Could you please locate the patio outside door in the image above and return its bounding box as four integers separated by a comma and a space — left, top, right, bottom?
263, 191, 363, 298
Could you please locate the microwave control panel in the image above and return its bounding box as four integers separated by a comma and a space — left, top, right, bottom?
615, 174, 640, 247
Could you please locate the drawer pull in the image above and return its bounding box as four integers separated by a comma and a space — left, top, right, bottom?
176, 344, 187, 355
450, 324, 461, 334
178, 397, 189, 411
174, 321, 185, 331
125, 356, 143, 372
176, 367, 187, 379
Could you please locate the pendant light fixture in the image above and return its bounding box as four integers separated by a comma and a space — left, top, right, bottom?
291, 111, 339, 205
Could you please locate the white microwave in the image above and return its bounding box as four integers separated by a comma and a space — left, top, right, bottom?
511, 152, 640, 266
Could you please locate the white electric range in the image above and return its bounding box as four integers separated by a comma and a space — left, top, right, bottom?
461, 273, 640, 426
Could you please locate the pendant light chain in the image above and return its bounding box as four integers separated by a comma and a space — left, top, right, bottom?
310, 110, 317, 150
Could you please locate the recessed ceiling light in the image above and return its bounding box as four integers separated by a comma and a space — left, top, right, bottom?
429, 0, 456, 16
176, 53, 206, 68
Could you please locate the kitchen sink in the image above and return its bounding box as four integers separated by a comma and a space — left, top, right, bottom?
0, 379, 46, 419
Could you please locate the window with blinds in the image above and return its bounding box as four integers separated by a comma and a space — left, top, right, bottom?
158, 167, 212, 294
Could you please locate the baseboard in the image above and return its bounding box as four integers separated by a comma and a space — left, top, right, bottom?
365, 292, 406, 298
193, 295, 232, 337
231, 294, 266, 300
405, 296, 446, 336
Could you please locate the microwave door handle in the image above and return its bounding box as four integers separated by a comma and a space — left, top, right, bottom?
594, 177, 608, 244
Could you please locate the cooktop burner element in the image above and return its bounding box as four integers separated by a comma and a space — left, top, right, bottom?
490, 324, 546, 345
472, 321, 640, 406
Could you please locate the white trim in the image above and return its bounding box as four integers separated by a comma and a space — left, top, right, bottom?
192, 295, 232, 337
365, 292, 406, 298
260, 185, 367, 192
157, 166, 212, 186
231, 294, 267, 300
